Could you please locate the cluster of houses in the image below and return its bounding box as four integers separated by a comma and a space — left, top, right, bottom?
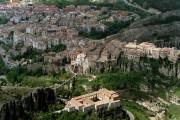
0, 2, 137, 51
0, 1, 138, 69
62, 5, 139, 32
124, 40, 180, 63
0, 1, 179, 72
70, 40, 180, 73
0, 1, 137, 25
43, 39, 180, 74
0, 23, 79, 51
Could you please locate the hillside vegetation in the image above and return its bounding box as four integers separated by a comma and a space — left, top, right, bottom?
117, 10, 180, 49
133, 0, 180, 12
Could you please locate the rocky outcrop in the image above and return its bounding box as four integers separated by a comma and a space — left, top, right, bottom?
0, 88, 56, 120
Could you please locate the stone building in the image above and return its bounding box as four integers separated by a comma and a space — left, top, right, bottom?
64, 88, 121, 112
124, 41, 143, 61
170, 95, 180, 105
124, 41, 180, 63
70, 53, 90, 73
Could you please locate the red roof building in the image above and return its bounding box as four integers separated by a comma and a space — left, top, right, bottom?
32, 4, 59, 13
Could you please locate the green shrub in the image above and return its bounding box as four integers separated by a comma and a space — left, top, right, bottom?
49, 44, 67, 52
0, 56, 8, 75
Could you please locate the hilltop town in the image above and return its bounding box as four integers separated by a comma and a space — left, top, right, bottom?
0, 0, 180, 120
0, 0, 140, 67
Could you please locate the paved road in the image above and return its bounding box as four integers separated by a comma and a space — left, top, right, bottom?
125, 109, 135, 120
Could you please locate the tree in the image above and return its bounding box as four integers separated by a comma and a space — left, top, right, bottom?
50, 44, 67, 52
0, 16, 8, 24
0, 56, 8, 75
0, 77, 7, 86
7, 68, 18, 84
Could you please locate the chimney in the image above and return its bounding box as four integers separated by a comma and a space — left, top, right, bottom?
134, 40, 137, 45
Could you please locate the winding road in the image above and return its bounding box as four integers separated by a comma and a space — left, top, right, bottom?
125, 109, 135, 120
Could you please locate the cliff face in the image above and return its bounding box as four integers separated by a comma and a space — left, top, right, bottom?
83, 40, 180, 78
116, 10, 180, 49
89, 53, 180, 79
0, 88, 56, 120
